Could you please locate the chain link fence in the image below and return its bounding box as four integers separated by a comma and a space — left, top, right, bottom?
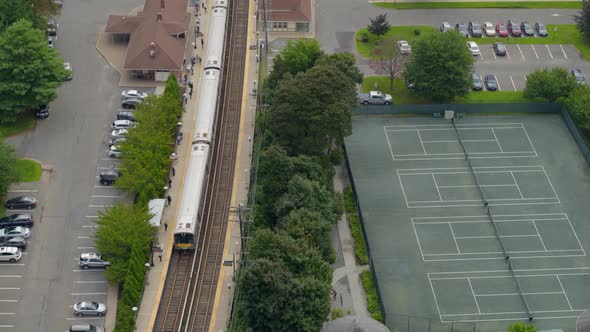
388, 314, 477, 332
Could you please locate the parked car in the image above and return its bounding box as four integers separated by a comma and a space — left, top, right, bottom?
455, 23, 468, 37
35, 105, 49, 119
48, 36, 56, 48
507, 20, 522, 37
121, 90, 148, 100
483, 22, 496, 37
0, 214, 34, 228
521, 21, 534, 36
484, 75, 498, 91
468, 21, 482, 37
397, 40, 411, 54
111, 120, 135, 130
572, 68, 585, 84
0, 247, 22, 263
440, 22, 452, 32
54, 0, 63, 7
108, 146, 122, 158
79, 253, 111, 269
73, 301, 107, 316
69, 324, 104, 332
47, 18, 58, 36
99, 171, 120, 186
472, 72, 483, 91
5, 197, 37, 210
64, 62, 72, 80
111, 129, 128, 139
493, 42, 507, 56
0, 236, 26, 249
496, 24, 508, 37
0, 226, 30, 239
535, 22, 548, 37
467, 41, 480, 56
116, 111, 136, 122
121, 98, 143, 109
109, 137, 126, 148
358, 91, 392, 105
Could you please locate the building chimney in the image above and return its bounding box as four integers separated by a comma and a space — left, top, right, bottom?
160, 0, 165, 9
149, 42, 156, 57
157, 12, 162, 21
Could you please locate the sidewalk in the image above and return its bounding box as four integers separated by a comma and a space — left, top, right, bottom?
131, 2, 213, 331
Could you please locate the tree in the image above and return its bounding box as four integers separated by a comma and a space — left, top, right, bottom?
266, 39, 323, 90
506, 322, 538, 332
269, 63, 356, 155
374, 37, 405, 90
564, 85, 590, 129
163, 73, 182, 103
367, 14, 390, 36
0, 0, 44, 33
523, 67, 578, 102
0, 142, 19, 197
94, 203, 156, 283
0, 20, 67, 123
280, 208, 333, 261
404, 31, 474, 102
315, 53, 363, 84
575, 0, 590, 40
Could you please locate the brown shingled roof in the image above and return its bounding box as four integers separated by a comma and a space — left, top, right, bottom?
265, 0, 311, 22
105, 0, 190, 71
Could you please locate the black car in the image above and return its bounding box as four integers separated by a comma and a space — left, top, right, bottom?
472, 72, 483, 91
117, 111, 136, 122
493, 42, 507, 56
47, 18, 58, 36
535, 22, 548, 37
0, 214, 34, 228
484, 75, 498, 91
99, 171, 120, 186
520, 22, 534, 36
468, 21, 482, 37
5, 197, 37, 210
121, 98, 143, 109
507, 20, 522, 37
0, 236, 26, 249
35, 105, 49, 119
455, 23, 468, 37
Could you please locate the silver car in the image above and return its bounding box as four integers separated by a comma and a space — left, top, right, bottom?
111, 129, 128, 139
121, 90, 148, 100
0, 226, 30, 239
483, 22, 497, 37
0, 247, 22, 263
79, 253, 110, 269
73, 301, 107, 316
111, 120, 134, 130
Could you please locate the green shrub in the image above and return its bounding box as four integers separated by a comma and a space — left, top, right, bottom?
414, 28, 421, 36
360, 270, 384, 323
331, 308, 344, 319
349, 214, 369, 264
360, 32, 369, 42
343, 186, 356, 214
330, 147, 343, 165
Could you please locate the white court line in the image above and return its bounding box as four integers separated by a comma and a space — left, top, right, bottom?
413, 217, 567, 225
410, 197, 557, 203
424, 254, 585, 261
438, 184, 516, 188
428, 275, 444, 322
449, 224, 461, 253
395, 155, 536, 161
560, 45, 568, 58
541, 165, 560, 204
455, 235, 538, 239
545, 44, 554, 59
422, 140, 456, 143
8, 189, 38, 193
445, 316, 583, 323
564, 214, 587, 256
394, 151, 534, 157
383, 126, 396, 161
409, 201, 560, 209
397, 173, 410, 209
531, 220, 547, 251
424, 248, 582, 256
495, 75, 501, 91
429, 266, 590, 275
531, 45, 539, 59
387, 127, 523, 132
475, 291, 563, 297
467, 278, 480, 314
432, 174, 442, 201
509, 75, 516, 91
416, 129, 427, 154
521, 125, 539, 157
556, 275, 573, 311
430, 272, 590, 280
412, 222, 426, 261
517, 45, 525, 60
384, 122, 525, 128
509, 171, 524, 198
490, 128, 503, 152
398, 165, 543, 172
400, 170, 547, 176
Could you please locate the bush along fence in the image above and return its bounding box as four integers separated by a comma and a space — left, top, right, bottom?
343, 186, 369, 265
361, 270, 384, 322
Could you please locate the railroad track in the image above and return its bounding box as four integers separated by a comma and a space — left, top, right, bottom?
153, 0, 249, 329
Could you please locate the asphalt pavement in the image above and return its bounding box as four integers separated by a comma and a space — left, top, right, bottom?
4, 0, 144, 330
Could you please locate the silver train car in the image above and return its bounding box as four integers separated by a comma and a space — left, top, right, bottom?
174, 0, 228, 250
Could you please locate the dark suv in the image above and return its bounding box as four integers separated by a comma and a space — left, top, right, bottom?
468, 21, 482, 37
99, 171, 120, 186
117, 111, 136, 122
507, 20, 522, 37
35, 105, 49, 119
520, 21, 534, 36
0, 214, 34, 228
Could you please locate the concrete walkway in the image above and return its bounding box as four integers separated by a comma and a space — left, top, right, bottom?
331, 165, 370, 317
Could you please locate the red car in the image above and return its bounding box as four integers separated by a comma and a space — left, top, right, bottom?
496, 24, 508, 37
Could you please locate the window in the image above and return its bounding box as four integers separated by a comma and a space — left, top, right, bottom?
271, 22, 288, 30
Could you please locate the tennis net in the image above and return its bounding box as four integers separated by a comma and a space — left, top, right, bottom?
452, 118, 468, 160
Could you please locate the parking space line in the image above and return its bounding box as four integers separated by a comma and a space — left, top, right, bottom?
505, 48, 510, 59
75, 281, 106, 284
91, 195, 122, 198
70, 292, 107, 295
531, 45, 539, 59
65, 317, 105, 321
85, 216, 98, 218
89, 205, 111, 208
494, 75, 501, 91
0, 313, 15, 315
0, 275, 21, 278
98, 167, 120, 170
516, 45, 524, 60
490, 48, 496, 59
0, 264, 24, 266
560, 45, 568, 59
0, 288, 19, 290
509, 76, 516, 91
82, 225, 98, 228
0, 325, 14, 328
545, 45, 554, 59
77, 236, 91, 239
0, 300, 17, 303
8, 190, 38, 193
101, 158, 119, 162
524, 75, 527, 82
76, 247, 95, 250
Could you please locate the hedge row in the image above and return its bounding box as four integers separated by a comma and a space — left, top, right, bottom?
343, 186, 369, 265
360, 270, 384, 322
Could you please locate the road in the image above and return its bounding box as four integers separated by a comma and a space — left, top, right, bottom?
4, 0, 142, 330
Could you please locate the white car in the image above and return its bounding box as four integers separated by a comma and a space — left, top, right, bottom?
397, 40, 411, 54
73, 301, 107, 316
483, 22, 497, 37
0, 226, 30, 239
64, 62, 72, 80
467, 41, 480, 56
0, 247, 22, 263
440, 22, 452, 32
111, 129, 128, 139
121, 90, 148, 100
108, 145, 122, 158
111, 120, 134, 130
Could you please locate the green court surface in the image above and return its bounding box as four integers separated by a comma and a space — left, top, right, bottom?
344, 113, 590, 332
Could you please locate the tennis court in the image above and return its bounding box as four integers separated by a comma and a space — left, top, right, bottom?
344, 113, 590, 332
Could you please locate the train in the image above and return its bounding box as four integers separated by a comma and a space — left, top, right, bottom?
174, 0, 229, 250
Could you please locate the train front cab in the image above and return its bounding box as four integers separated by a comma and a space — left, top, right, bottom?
174, 232, 195, 250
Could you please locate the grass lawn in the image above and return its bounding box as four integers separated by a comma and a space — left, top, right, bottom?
373, 1, 581, 9
15, 159, 42, 182
362, 76, 533, 104
356, 25, 590, 61
0, 112, 35, 138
